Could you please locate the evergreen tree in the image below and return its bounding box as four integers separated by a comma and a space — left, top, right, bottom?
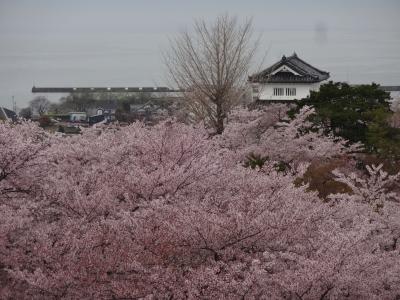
295, 81, 400, 158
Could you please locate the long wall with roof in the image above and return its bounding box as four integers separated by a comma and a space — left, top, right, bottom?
253, 82, 323, 101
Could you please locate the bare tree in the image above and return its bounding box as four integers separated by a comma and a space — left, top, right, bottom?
164, 14, 257, 134
29, 96, 50, 116
19, 107, 32, 119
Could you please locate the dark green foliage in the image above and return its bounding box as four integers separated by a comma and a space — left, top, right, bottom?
63, 126, 81, 134
274, 160, 292, 174
365, 108, 400, 159
244, 153, 269, 169
120, 101, 132, 113
243, 155, 293, 174
293, 81, 400, 159
19, 107, 32, 119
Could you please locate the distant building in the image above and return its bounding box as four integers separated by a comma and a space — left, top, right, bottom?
249, 53, 330, 102
381, 86, 400, 112
380, 86, 400, 100
87, 115, 104, 125
87, 105, 117, 125
69, 112, 87, 122
129, 99, 177, 123
0, 107, 17, 121
94, 106, 116, 121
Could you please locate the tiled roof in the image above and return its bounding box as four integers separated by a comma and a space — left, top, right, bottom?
249, 53, 330, 83
380, 86, 400, 92
0, 107, 17, 121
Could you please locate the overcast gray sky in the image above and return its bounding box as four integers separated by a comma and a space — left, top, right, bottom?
0, 0, 400, 108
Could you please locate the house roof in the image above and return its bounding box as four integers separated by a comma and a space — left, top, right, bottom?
380, 86, 400, 92
249, 53, 330, 83
0, 107, 17, 121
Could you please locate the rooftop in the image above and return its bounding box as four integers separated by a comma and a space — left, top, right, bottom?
0, 107, 17, 121
249, 53, 330, 83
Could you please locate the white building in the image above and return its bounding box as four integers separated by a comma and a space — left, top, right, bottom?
69, 112, 87, 122
249, 53, 330, 102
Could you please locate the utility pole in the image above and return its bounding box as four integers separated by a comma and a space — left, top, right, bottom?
12, 96, 17, 112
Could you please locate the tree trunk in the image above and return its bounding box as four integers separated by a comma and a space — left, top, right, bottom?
216, 103, 224, 134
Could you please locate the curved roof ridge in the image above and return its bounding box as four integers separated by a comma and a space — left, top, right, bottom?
288, 54, 329, 75
284, 59, 315, 77
249, 53, 330, 83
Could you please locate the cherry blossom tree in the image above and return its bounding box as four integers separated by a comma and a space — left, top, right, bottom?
0, 121, 51, 197
0, 110, 399, 299
330, 164, 400, 211
221, 105, 363, 166
0, 121, 53, 299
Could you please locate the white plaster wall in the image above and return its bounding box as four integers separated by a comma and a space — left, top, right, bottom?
390, 91, 400, 112
253, 82, 324, 101
70, 112, 87, 121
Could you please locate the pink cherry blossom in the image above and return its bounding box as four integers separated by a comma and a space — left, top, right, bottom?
0, 108, 399, 299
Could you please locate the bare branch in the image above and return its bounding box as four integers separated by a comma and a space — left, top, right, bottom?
164, 14, 257, 133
